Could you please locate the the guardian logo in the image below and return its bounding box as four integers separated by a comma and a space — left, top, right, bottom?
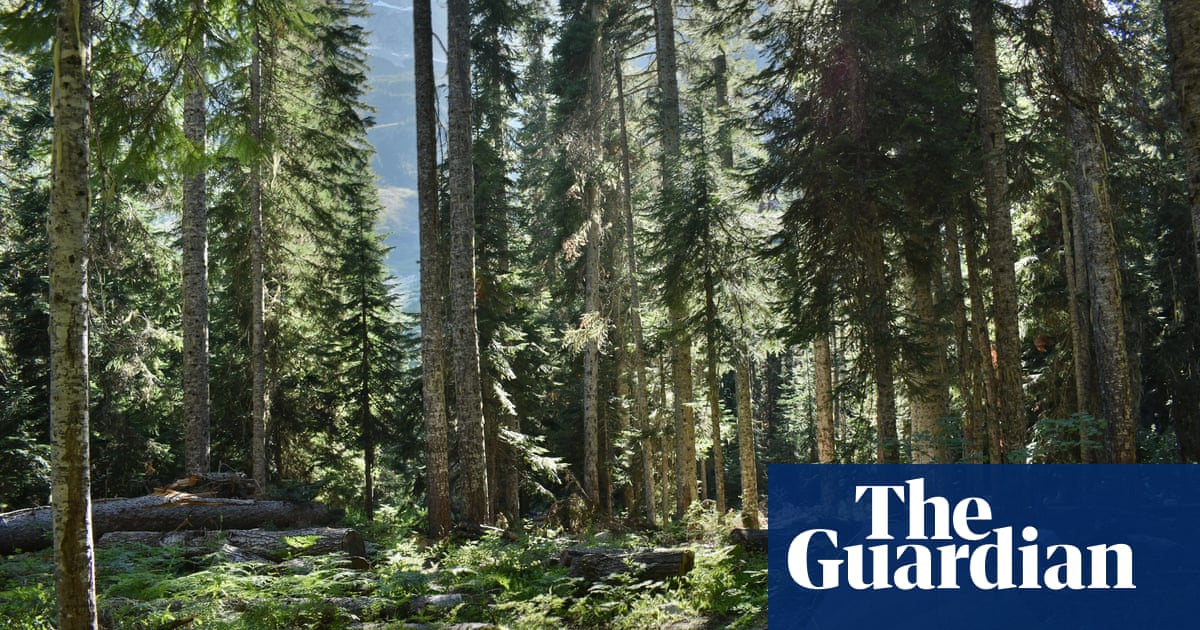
787, 478, 1135, 591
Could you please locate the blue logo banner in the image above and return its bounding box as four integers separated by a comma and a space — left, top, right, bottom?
768, 465, 1200, 629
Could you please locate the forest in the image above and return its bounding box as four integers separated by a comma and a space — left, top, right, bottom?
2, 0, 1200, 627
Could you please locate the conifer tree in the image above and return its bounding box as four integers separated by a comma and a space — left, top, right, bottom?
653, 0, 699, 516
971, 0, 1025, 462
1163, 0, 1200, 305
308, 0, 409, 521
751, 0, 904, 464
248, 2, 269, 488
182, 0, 211, 475
449, 0, 491, 524
48, 0, 98, 624
414, 0, 451, 536
1050, 0, 1137, 463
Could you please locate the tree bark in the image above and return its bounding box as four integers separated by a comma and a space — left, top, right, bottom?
1052, 0, 1137, 463
654, 0, 696, 519
182, 0, 210, 476
658, 354, 671, 524
964, 211, 1002, 462
614, 51, 655, 526
945, 216, 982, 462
582, 205, 601, 510
709, 51, 734, 513
735, 346, 760, 528
1, 494, 334, 555
971, 0, 1025, 462
614, 319, 635, 513
49, 0, 97, 625
907, 258, 950, 463
250, 22, 269, 490
413, 0, 450, 538
1059, 186, 1103, 462
580, 0, 605, 512
448, 0, 490, 522
703, 267, 726, 513
814, 335, 836, 464
670, 310, 698, 517
1163, 0, 1200, 307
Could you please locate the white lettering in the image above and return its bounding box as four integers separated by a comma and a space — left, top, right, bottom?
856, 484, 906, 540
787, 529, 842, 590
1086, 544, 1135, 589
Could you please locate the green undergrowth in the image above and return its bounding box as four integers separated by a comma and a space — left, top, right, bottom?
0, 505, 766, 629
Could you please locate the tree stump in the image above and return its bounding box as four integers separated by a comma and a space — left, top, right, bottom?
730, 528, 768, 553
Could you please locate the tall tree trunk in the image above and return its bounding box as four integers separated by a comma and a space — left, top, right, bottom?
713, 52, 733, 171
658, 353, 671, 525
448, 0, 491, 522
703, 267, 725, 513
864, 228, 900, 464
735, 346, 759, 528
964, 211, 1002, 462
1059, 185, 1103, 462
971, 0, 1026, 463
708, 51, 734, 510
580, 0, 605, 512
670, 313, 698, 516
50, 1, 97, 626
1052, 0, 1137, 464
363, 434, 375, 521
945, 216, 982, 462
250, 25, 269, 490
414, 0, 450, 537
907, 261, 947, 463
614, 316, 635, 513
1162, 0, 1200, 464
582, 185, 602, 510
654, 0, 696, 517
1163, 0, 1200, 306
614, 54, 654, 526
182, 0, 210, 476
813, 335, 836, 464
360, 296, 375, 520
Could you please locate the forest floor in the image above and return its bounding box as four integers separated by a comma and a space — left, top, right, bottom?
0, 505, 766, 629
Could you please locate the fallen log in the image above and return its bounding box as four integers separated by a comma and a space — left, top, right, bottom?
98, 527, 366, 563
163, 472, 262, 499
561, 548, 695, 582
730, 528, 768, 553
0, 492, 334, 555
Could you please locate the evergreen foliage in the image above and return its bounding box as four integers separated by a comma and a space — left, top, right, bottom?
1, 2, 1199, 622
